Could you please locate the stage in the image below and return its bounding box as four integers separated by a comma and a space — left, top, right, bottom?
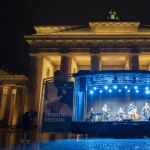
71, 121, 150, 138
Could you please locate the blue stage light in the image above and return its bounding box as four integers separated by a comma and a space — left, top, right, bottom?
104, 86, 108, 90
146, 90, 150, 94
109, 89, 112, 93
146, 87, 149, 90
119, 89, 121, 92
127, 90, 130, 93
100, 90, 103, 93
114, 85, 117, 89
134, 86, 138, 89
125, 86, 128, 89
90, 90, 94, 94
136, 90, 139, 93
93, 87, 97, 90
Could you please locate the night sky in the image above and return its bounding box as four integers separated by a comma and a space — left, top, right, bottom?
1, 0, 150, 76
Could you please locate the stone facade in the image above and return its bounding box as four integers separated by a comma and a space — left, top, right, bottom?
0, 75, 28, 127
24, 21, 150, 125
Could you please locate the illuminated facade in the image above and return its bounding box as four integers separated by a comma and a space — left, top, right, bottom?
24, 21, 150, 125
0, 69, 28, 127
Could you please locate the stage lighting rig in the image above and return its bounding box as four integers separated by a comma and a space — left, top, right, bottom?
127, 90, 130, 93
125, 86, 128, 89
100, 90, 103, 93
113, 85, 117, 89
90, 90, 94, 94
134, 86, 138, 89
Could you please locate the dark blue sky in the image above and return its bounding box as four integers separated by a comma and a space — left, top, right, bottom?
0, 0, 150, 76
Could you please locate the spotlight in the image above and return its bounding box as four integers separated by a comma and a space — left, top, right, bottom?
136, 90, 139, 93
93, 87, 97, 90
104, 86, 108, 90
127, 90, 130, 93
100, 90, 103, 93
134, 86, 138, 89
146, 87, 149, 90
147, 81, 150, 83
90, 90, 94, 94
125, 86, 128, 89
109, 89, 112, 93
114, 85, 117, 89
119, 89, 121, 92
146, 90, 150, 94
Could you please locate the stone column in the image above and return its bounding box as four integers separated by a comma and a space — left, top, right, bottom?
8, 88, 17, 126
28, 54, 44, 125
3, 87, 13, 126
0, 87, 7, 120
0, 87, 3, 105
129, 54, 140, 70
90, 54, 101, 71
12, 86, 26, 126
60, 54, 71, 81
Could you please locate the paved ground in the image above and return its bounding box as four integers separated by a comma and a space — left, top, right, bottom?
1, 128, 150, 150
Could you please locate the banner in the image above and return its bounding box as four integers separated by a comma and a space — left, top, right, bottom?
42, 82, 74, 132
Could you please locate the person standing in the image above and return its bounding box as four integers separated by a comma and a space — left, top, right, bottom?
142, 103, 149, 120
118, 107, 124, 121
21, 112, 32, 142
102, 104, 109, 121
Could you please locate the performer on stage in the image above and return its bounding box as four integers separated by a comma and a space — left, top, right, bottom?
128, 102, 139, 120
90, 108, 94, 121
128, 103, 134, 115
142, 103, 149, 119
102, 104, 109, 121
118, 107, 124, 121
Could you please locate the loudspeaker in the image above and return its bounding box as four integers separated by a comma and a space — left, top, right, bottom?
80, 77, 86, 91
122, 115, 132, 121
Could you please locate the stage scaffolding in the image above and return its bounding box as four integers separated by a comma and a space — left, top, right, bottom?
38, 70, 150, 131
73, 70, 150, 122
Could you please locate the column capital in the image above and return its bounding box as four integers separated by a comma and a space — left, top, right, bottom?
89, 53, 101, 57
29, 53, 44, 58
58, 48, 71, 54
128, 53, 140, 58
60, 53, 72, 57
89, 48, 101, 54
3, 86, 12, 94
130, 47, 141, 54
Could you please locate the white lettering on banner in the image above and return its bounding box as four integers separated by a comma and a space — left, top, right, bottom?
45, 113, 67, 117
45, 118, 66, 122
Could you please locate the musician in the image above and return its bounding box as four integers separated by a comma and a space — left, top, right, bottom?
90, 108, 94, 121
128, 103, 134, 114
118, 107, 124, 121
128, 103, 139, 120
102, 104, 109, 121
142, 103, 149, 119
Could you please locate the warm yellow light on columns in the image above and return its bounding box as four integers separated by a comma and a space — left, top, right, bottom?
8, 88, 17, 126
3, 87, 13, 126
90, 54, 101, 71
129, 54, 140, 70
60, 54, 71, 81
